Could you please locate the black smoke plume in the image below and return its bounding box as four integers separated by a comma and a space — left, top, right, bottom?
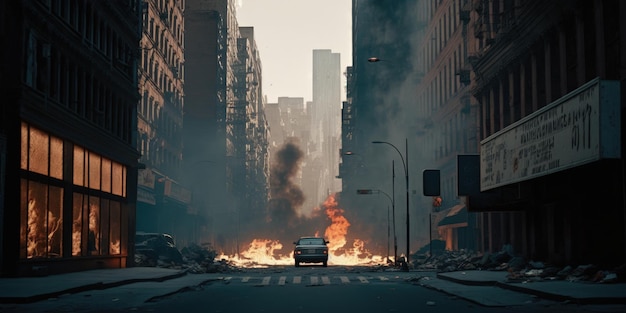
263, 138, 329, 250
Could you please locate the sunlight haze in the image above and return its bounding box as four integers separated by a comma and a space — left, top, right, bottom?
236, 0, 352, 103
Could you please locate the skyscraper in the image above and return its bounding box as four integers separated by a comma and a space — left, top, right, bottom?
311, 49, 342, 204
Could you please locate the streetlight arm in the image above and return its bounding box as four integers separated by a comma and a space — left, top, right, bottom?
372, 141, 407, 176
372, 139, 410, 269
375, 190, 393, 205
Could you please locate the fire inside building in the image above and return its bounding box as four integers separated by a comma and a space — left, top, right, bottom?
1, 1, 142, 276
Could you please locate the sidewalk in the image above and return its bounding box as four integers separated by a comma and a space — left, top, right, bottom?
0, 267, 187, 304
434, 270, 626, 305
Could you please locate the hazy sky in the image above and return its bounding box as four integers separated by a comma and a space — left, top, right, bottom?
236, 0, 352, 103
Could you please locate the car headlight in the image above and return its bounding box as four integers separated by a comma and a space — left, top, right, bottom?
295, 250, 302, 255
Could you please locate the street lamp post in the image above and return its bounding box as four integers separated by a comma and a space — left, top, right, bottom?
373, 139, 410, 269
356, 188, 396, 265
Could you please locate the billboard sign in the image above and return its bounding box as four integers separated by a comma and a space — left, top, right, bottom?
480, 78, 620, 191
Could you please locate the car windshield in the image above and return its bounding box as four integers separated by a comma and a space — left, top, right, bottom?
298, 238, 325, 245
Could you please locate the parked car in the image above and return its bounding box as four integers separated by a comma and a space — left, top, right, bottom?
135, 232, 183, 265
293, 236, 329, 267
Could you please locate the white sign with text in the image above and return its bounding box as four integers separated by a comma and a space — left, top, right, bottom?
480, 78, 620, 191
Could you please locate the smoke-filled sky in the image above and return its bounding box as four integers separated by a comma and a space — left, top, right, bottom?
236, 0, 352, 103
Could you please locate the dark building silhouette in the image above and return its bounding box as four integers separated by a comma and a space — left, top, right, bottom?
135, 0, 191, 247
184, 0, 269, 254
0, 0, 142, 276
344, 0, 625, 267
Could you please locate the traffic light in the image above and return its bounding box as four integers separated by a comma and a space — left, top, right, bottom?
423, 169, 440, 196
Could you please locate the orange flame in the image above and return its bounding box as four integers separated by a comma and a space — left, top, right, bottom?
220, 193, 388, 267
323, 194, 349, 251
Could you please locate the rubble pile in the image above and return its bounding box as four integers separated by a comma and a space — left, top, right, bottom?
135, 242, 241, 273
412, 244, 626, 284
506, 262, 626, 284
413, 249, 483, 272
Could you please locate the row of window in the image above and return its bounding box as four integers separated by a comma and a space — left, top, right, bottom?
25, 31, 134, 144
37, 0, 138, 76
20, 122, 128, 259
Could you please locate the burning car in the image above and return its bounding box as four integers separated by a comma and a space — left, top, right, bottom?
293, 236, 329, 267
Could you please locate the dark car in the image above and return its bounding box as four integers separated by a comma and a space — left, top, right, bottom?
293, 236, 329, 267
135, 232, 183, 266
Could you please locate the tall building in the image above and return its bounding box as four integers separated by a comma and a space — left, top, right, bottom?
343, 0, 429, 258
464, 0, 625, 266
346, 0, 626, 267
271, 97, 315, 213
1, 0, 142, 276
237, 27, 270, 241
412, 0, 478, 252
136, 0, 192, 246
311, 49, 342, 204
184, 0, 268, 254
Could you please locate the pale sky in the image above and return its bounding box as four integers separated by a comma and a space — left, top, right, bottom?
236, 0, 352, 104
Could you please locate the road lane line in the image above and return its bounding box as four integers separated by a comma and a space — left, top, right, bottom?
340, 276, 350, 284
242, 277, 250, 283
278, 276, 287, 285
293, 276, 302, 284
378, 276, 389, 281
357, 276, 369, 283
310, 276, 319, 285
321, 276, 330, 285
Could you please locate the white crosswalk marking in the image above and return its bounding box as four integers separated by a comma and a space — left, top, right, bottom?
259, 276, 271, 286
219, 275, 394, 286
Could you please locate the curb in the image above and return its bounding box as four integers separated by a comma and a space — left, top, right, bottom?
0, 270, 188, 304
419, 280, 506, 307
495, 281, 626, 305
437, 273, 626, 305
436, 273, 497, 286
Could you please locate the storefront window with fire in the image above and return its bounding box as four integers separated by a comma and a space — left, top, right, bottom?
20, 122, 126, 259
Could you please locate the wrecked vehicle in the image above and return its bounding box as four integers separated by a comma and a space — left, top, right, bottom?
134, 232, 183, 266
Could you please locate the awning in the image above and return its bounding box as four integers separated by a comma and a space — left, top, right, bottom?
437, 205, 468, 229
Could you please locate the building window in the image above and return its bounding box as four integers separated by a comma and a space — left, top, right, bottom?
20, 180, 64, 259
20, 122, 127, 259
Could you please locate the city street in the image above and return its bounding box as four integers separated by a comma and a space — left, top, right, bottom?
2, 265, 625, 313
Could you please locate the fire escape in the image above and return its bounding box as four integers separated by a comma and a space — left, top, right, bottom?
226, 43, 249, 208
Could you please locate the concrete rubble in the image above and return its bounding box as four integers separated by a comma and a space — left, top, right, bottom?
135, 242, 241, 273
412, 244, 626, 284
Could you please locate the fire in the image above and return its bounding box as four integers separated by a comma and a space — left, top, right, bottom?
323, 194, 349, 251
218, 239, 293, 267
220, 193, 387, 267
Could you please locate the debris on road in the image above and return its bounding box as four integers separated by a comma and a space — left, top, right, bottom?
412, 244, 626, 284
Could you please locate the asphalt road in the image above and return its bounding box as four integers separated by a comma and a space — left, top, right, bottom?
2, 265, 625, 313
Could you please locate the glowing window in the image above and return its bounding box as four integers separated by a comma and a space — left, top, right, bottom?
88, 196, 100, 255
21, 122, 64, 179
109, 201, 121, 255
20, 180, 63, 259
101, 158, 112, 193
72, 193, 85, 256
73, 146, 85, 186
88, 152, 101, 190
